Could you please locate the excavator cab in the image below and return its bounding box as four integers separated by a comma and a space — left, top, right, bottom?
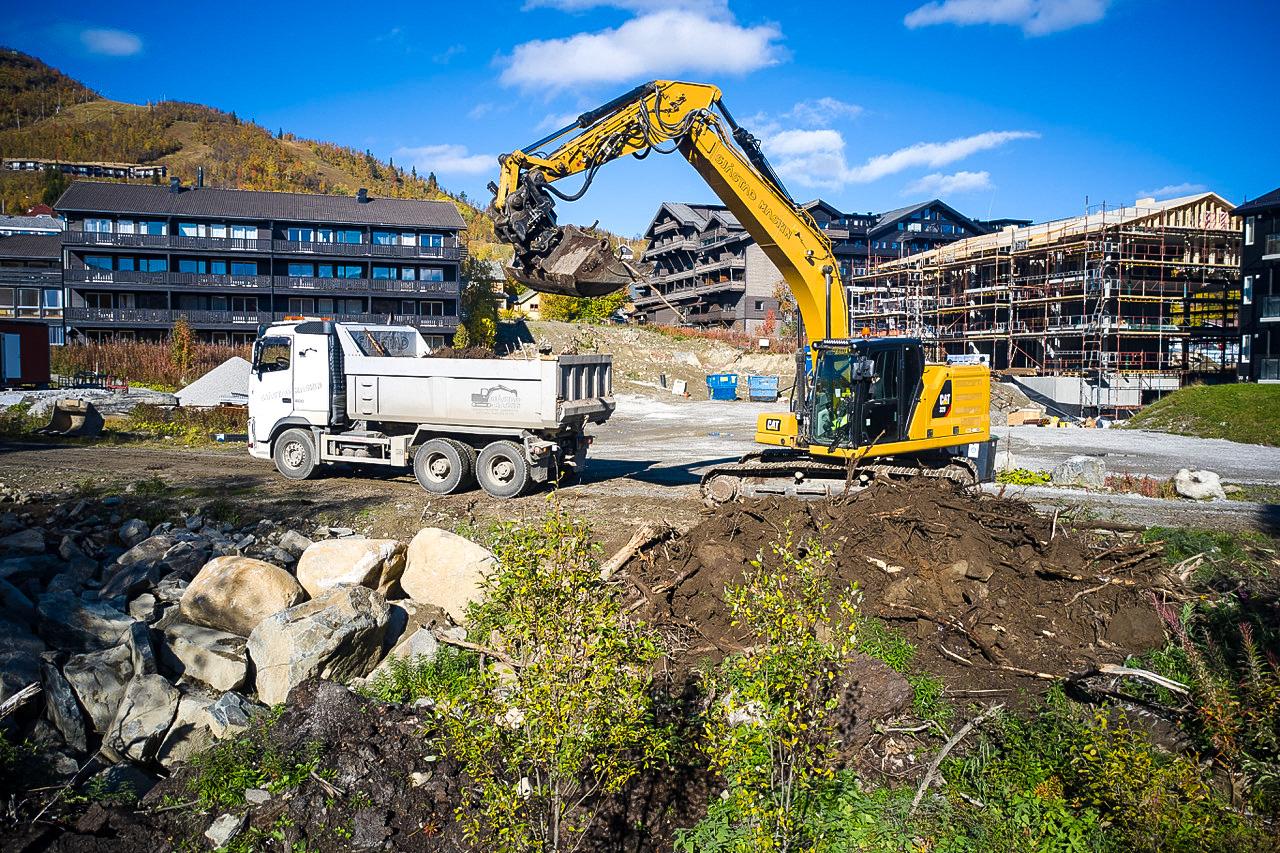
808, 339, 926, 449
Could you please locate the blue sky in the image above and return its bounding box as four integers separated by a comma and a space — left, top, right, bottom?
3, 1, 1277, 236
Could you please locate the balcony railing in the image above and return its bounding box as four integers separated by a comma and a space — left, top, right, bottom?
0, 268, 61, 286
65, 269, 274, 290
66, 306, 459, 329
280, 276, 457, 295
64, 229, 463, 260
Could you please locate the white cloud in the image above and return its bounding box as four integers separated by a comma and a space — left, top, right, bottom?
467, 102, 496, 120
765, 128, 1037, 189
500, 9, 785, 89
537, 110, 583, 132
524, 0, 729, 12
783, 97, 863, 128
433, 44, 465, 64
1137, 182, 1207, 199
905, 170, 993, 196
904, 0, 1108, 36
80, 28, 142, 57
393, 144, 495, 176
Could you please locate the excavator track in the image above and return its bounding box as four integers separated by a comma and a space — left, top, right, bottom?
700, 451, 979, 505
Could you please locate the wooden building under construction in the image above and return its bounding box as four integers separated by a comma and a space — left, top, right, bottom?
847, 193, 1241, 414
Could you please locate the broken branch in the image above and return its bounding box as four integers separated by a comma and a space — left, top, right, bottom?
910, 703, 1005, 815
431, 630, 523, 669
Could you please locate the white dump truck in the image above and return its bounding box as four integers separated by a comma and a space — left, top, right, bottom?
247, 319, 613, 498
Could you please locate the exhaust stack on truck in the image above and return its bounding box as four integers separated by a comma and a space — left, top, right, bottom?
247, 319, 613, 498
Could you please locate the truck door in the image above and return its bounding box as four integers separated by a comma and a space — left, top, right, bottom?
289, 329, 332, 425
860, 347, 901, 445
249, 335, 294, 445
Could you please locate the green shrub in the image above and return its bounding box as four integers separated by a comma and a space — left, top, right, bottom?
0, 401, 41, 437
361, 646, 482, 705
185, 708, 325, 809
996, 468, 1051, 486
124, 403, 247, 445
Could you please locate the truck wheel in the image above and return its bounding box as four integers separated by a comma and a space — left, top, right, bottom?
476, 440, 531, 499
274, 428, 317, 480
414, 438, 471, 495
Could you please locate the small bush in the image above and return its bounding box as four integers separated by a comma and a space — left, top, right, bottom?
123, 403, 247, 445
996, 468, 1051, 486
0, 402, 41, 437
1105, 472, 1176, 499
361, 647, 482, 705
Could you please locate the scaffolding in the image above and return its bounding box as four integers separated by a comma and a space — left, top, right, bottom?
847, 193, 1241, 415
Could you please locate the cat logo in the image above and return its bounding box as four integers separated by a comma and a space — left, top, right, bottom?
933, 379, 954, 418
765, 418, 782, 431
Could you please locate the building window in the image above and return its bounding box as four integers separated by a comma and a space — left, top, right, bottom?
1245, 216, 1255, 246
231, 261, 257, 276
0, 288, 11, 316
43, 289, 62, 309
85, 218, 112, 233
420, 233, 443, 247
17, 288, 39, 317
178, 259, 207, 274
230, 224, 256, 240
287, 227, 314, 242
211, 223, 227, 239
117, 257, 136, 271
288, 262, 315, 277
210, 260, 227, 274
232, 297, 258, 313
48, 325, 65, 346
318, 264, 334, 278
1244, 275, 1253, 306
337, 264, 362, 279
85, 256, 112, 271
288, 298, 315, 314
179, 222, 207, 237
142, 221, 167, 236
1241, 334, 1251, 363
401, 268, 416, 281
117, 220, 136, 235
315, 228, 334, 243
422, 300, 445, 316
335, 230, 362, 244
372, 265, 395, 280
140, 258, 167, 272
420, 267, 444, 282
372, 231, 397, 245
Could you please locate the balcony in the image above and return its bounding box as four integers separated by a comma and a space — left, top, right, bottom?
1266, 234, 1280, 258
66, 306, 459, 330
280, 276, 457, 295
0, 268, 61, 287
63, 229, 463, 260
694, 256, 746, 274
65, 269, 273, 290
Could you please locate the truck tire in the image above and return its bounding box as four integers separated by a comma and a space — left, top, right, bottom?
414, 438, 472, 495
476, 440, 531, 499
274, 428, 318, 480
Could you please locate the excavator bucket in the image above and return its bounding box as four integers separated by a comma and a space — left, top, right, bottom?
505, 225, 644, 298
37, 399, 104, 437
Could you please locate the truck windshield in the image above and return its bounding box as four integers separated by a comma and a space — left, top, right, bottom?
811, 351, 857, 446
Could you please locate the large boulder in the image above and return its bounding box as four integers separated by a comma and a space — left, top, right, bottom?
42, 659, 88, 753
156, 690, 218, 768
180, 556, 306, 637
159, 622, 249, 692
0, 528, 45, 555
0, 619, 45, 704
296, 539, 406, 599
36, 592, 135, 652
247, 586, 390, 705
1174, 468, 1226, 501
107, 674, 180, 762
1050, 455, 1106, 489
102, 536, 209, 598
400, 528, 494, 624
64, 644, 134, 733
364, 628, 438, 686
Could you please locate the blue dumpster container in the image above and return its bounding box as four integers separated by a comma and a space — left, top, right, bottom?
747, 374, 780, 402
705, 372, 739, 401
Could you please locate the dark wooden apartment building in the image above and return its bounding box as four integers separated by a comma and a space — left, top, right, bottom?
55, 181, 466, 346
1237, 187, 1280, 382
631, 198, 1007, 331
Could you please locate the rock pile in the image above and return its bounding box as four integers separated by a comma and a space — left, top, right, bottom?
0, 488, 493, 800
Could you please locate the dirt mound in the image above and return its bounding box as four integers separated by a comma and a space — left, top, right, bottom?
625, 480, 1171, 694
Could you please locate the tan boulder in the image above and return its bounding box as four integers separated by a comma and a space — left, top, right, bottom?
295, 539, 406, 598
400, 528, 494, 624
180, 556, 306, 637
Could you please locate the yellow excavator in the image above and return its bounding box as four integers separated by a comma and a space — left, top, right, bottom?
490, 80, 994, 501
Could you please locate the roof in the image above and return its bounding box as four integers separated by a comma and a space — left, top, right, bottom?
643, 201, 730, 236
868, 192, 1238, 273
0, 233, 63, 259
55, 182, 467, 230
870, 199, 986, 237
0, 214, 64, 232
1234, 187, 1280, 215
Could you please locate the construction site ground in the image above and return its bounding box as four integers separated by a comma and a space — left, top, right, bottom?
2, 392, 1278, 549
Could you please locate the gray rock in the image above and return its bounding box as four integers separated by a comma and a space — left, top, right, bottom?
1050, 455, 1107, 490
295, 538, 405, 598
0, 619, 45, 705
1174, 468, 1226, 501
0, 553, 60, 583
128, 593, 159, 622
364, 627, 438, 686
41, 661, 87, 753
37, 590, 136, 651
153, 573, 189, 605
90, 762, 156, 800
156, 690, 218, 769
64, 644, 134, 732
159, 622, 249, 692
244, 787, 271, 804
206, 691, 263, 738
185, 515, 203, 532
58, 535, 90, 563
159, 541, 209, 579
0, 578, 35, 625
401, 528, 493, 623
248, 586, 390, 705
126, 620, 157, 676
278, 530, 313, 557
114, 534, 179, 573
0, 528, 45, 554
118, 519, 150, 548
205, 813, 247, 848
107, 673, 180, 762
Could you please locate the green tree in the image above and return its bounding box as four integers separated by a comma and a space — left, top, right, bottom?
169, 316, 194, 382
39, 166, 69, 206
458, 253, 501, 349
439, 511, 671, 852
539, 289, 628, 323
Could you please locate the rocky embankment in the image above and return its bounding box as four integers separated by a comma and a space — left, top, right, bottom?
0, 483, 494, 810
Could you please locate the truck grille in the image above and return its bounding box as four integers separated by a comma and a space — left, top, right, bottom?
557, 357, 612, 401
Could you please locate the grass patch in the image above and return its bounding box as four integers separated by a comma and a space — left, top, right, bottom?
1143, 526, 1274, 582
184, 708, 326, 809
1123, 383, 1280, 446
855, 617, 953, 724
996, 467, 1051, 486
0, 402, 42, 437
123, 403, 247, 446
359, 646, 483, 705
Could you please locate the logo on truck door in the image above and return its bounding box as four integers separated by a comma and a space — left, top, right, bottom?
471, 385, 520, 410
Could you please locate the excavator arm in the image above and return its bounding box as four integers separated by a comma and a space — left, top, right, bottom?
490, 80, 849, 341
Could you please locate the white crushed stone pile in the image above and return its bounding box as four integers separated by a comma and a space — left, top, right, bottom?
175, 357, 251, 408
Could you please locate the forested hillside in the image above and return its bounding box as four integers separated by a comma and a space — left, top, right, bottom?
0, 49, 496, 246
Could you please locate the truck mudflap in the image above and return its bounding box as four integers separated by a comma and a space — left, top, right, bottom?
521, 430, 589, 484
